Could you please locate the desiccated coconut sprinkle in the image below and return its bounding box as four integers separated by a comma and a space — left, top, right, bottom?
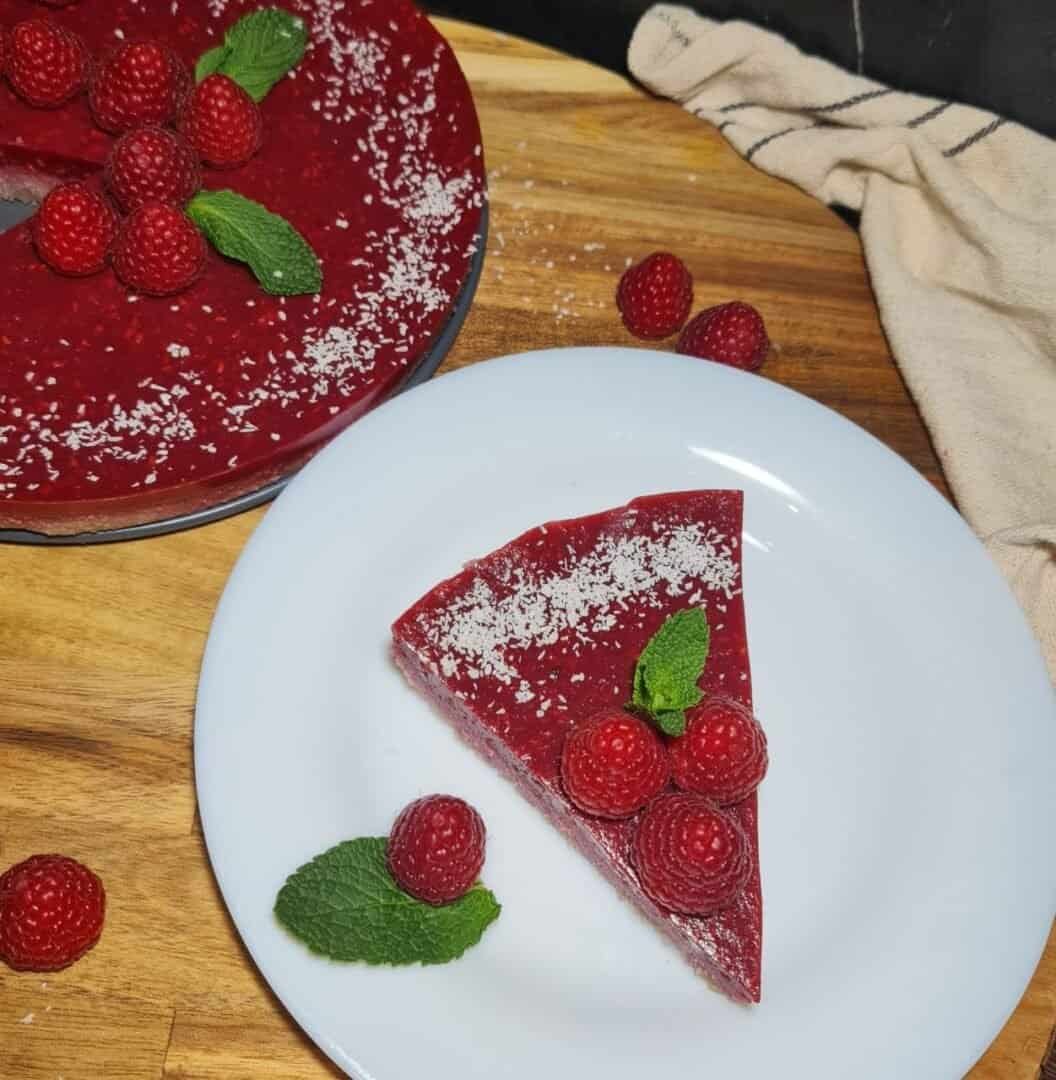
418, 523, 740, 688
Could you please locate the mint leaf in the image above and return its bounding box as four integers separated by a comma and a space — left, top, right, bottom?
654, 709, 688, 738
275, 837, 501, 966
188, 189, 322, 297
203, 7, 308, 102
631, 608, 710, 734
195, 44, 230, 83
632, 661, 647, 712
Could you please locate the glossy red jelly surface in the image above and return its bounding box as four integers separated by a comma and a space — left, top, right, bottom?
392, 490, 763, 1003
0, 0, 485, 532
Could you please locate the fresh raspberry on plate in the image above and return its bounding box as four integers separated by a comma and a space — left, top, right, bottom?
89, 40, 190, 134
32, 181, 118, 277
387, 794, 486, 905
616, 252, 693, 339
5, 17, 89, 108
179, 73, 263, 169
632, 792, 751, 915
676, 301, 770, 371
111, 201, 207, 296
561, 708, 670, 818
0, 854, 106, 972
105, 126, 201, 213
670, 696, 768, 805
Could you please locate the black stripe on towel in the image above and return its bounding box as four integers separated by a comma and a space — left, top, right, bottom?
809, 86, 894, 112
907, 101, 952, 128
745, 126, 800, 161
943, 116, 1007, 157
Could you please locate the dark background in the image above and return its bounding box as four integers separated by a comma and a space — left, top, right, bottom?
424, 0, 1056, 139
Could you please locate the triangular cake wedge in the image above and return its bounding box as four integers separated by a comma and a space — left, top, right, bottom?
391, 490, 762, 1003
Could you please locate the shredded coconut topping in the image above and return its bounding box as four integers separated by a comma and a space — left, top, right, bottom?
418, 523, 739, 689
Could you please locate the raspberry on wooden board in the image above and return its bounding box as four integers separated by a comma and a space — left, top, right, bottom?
616, 251, 693, 339
677, 301, 770, 371
0, 854, 106, 972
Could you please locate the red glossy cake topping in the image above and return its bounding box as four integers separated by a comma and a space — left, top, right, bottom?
0, 0, 485, 533
392, 491, 765, 1003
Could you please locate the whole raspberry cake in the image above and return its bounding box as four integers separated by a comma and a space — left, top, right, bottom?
391, 490, 764, 1003
0, 0, 485, 534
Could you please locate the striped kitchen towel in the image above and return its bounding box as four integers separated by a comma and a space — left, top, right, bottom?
630, 4, 1056, 682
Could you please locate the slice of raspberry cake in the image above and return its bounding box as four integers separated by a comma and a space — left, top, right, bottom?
391, 490, 764, 1003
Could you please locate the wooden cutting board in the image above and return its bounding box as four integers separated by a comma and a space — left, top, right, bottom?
0, 16, 1052, 1079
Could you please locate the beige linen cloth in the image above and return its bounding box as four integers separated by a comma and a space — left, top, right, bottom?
630, 5, 1056, 681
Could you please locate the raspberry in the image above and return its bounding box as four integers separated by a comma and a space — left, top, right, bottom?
677, 301, 770, 371
89, 40, 190, 134
632, 793, 751, 915
32, 181, 118, 277
670, 696, 768, 804
5, 18, 89, 108
111, 201, 207, 297
616, 252, 693, 339
179, 73, 263, 169
387, 794, 486, 905
105, 126, 201, 213
0, 854, 105, 972
561, 709, 670, 818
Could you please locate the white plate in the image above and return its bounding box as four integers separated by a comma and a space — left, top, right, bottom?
195, 347, 1056, 1080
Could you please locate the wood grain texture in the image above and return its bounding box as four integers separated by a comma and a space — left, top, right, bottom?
0, 17, 1050, 1079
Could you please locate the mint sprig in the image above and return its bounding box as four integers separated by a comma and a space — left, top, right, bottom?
195, 45, 229, 83
631, 608, 710, 736
196, 7, 308, 102
275, 837, 501, 965
188, 189, 322, 297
